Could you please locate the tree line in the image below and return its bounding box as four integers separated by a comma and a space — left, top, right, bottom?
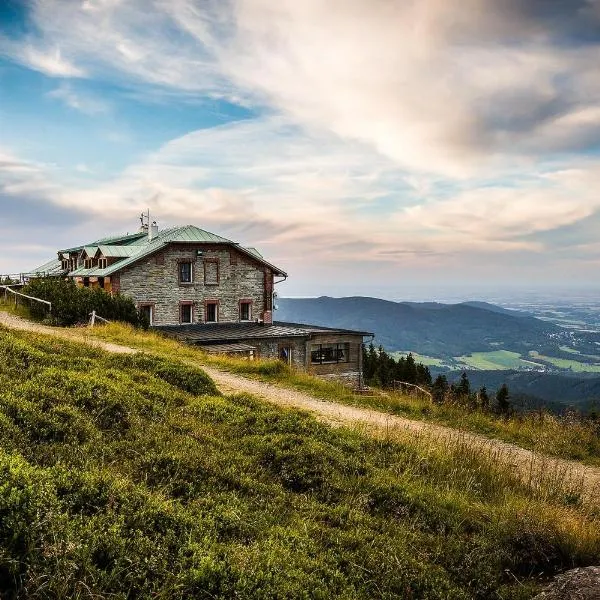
362, 344, 512, 415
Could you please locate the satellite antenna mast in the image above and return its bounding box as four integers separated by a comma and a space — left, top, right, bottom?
139, 209, 150, 232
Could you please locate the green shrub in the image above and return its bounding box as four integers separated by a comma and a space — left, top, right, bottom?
22, 277, 144, 327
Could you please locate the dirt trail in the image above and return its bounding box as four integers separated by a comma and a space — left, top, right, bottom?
2, 311, 599, 501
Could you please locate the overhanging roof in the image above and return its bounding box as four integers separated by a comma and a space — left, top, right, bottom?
155, 321, 372, 344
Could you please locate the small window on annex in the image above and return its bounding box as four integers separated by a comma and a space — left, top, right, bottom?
310, 343, 349, 365
205, 301, 218, 323
180, 302, 193, 324
239, 301, 252, 321
179, 261, 193, 284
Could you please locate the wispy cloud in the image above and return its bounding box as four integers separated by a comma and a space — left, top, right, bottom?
0, 38, 85, 77
5, 0, 600, 176
47, 83, 110, 115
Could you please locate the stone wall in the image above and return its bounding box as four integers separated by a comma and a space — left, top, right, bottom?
252, 337, 307, 369
119, 245, 271, 326
253, 333, 364, 384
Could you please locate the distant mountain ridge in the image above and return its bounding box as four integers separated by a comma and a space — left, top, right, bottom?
276, 296, 557, 356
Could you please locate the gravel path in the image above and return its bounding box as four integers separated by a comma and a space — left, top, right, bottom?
0, 311, 135, 354
2, 310, 599, 501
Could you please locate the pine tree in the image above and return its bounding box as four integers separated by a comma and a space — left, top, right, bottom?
496, 384, 511, 416
432, 374, 449, 404
405, 352, 418, 384
457, 372, 470, 397
478, 386, 490, 411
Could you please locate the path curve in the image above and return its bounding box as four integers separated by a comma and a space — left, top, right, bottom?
1, 311, 599, 501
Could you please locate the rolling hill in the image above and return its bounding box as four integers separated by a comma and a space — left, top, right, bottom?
276, 296, 558, 356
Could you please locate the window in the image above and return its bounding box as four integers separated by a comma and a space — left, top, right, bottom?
239, 301, 252, 321
204, 259, 219, 285
205, 301, 218, 323
310, 343, 349, 365
61, 259, 69, 271
98, 258, 107, 270
179, 261, 193, 284
180, 302, 193, 324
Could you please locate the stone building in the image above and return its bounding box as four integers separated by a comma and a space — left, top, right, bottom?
30, 222, 371, 383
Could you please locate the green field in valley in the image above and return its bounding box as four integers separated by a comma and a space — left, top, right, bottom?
455, 350, 544, 371
529, 351, 600, 373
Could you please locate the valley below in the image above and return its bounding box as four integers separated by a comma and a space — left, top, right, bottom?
276, 294, 600, 411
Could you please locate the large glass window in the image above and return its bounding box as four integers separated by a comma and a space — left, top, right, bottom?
179, 261, 192, 283
310, 343, 349, 364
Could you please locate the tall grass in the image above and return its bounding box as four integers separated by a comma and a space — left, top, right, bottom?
1, 325, 600, 599
81, 322, 600, 467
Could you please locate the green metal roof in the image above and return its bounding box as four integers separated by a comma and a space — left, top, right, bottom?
98, 245, 141, 258
156, 225, 234, 244
25, 258, 64, 277
91, 232, 148, 246
245, 247, 263, 258
83, 246, 99, 258
32, 225, 287, 279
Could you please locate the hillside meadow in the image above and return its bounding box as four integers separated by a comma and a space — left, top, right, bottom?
76, 323, 600, 467
1, 324, 600, 598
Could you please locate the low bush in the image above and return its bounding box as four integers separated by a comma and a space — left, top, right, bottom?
22, 277, 145, 327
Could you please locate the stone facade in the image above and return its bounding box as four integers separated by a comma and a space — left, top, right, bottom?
118, 244, 275, 326
252, 332, 364, 384
253, 337, 307, 370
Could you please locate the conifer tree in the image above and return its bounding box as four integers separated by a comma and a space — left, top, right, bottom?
478, 386, 490, 411
457, 372, 470, 397
496, 383, 511, 416
432, 374, 449, 404
405, 353, 418, 384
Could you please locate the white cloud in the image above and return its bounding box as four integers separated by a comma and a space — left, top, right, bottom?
0, 37, 85, 77
4, 0, 600, 176
2, 1, 600, 285
47, 83, 110, 115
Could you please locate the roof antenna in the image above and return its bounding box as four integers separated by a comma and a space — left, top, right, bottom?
139, 209, 150, 233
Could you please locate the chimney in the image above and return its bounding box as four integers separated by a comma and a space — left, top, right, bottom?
149, 221, 159, 241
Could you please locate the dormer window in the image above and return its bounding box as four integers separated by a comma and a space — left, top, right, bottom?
98, 258, 107, 269
61, 259, 69, 270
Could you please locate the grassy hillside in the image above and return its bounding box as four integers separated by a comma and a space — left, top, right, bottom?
1, 326, 600, 598
76, 323, 600, 467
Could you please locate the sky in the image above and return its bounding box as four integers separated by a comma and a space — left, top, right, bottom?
1, 0, 600, 299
